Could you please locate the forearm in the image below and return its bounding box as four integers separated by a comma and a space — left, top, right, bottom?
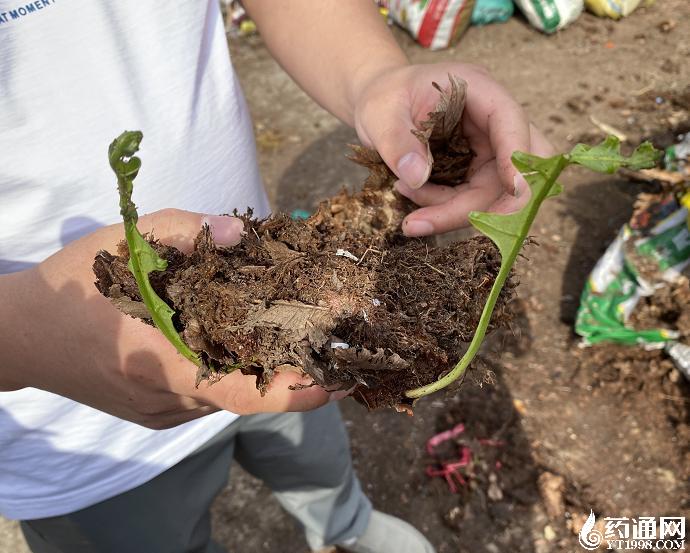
0, 270, 37, 390
243, 0, 408, 125
0, 254, 82, 393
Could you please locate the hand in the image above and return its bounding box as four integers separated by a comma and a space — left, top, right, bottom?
0, 209, 333, 429
352, 63, 555, 236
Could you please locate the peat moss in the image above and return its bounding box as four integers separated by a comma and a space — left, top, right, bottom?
93, 77, 515, 409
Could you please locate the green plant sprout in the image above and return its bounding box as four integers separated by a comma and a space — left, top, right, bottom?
404, 136, 661, 399
108, 131, 203, 368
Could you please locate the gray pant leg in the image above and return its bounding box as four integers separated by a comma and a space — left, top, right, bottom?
234, 403, 371, 550
21, 405, 369, 553
21, 421, 240, 553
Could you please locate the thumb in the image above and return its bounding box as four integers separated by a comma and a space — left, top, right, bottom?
200, 214, 245, 247
360, 112, 432, 190
137, 209, 244, 253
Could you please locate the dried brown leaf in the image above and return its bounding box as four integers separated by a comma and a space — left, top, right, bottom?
243, 300, 335, 347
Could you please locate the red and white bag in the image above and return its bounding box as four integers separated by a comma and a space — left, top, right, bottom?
381, 0, 476, 50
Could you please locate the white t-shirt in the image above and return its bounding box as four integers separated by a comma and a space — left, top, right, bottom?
0, 0, 269, 520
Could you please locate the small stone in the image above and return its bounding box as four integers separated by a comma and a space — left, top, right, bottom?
513, 398, 527, 415
487, 473, 503, 501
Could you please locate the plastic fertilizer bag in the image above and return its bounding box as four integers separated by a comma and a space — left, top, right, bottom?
471, 0, 514, 25
513, 0, 583, 33
585, 0, 646, 18
575, 195, 690, 347
665, 133, 690, 178
381, 0, 475, 50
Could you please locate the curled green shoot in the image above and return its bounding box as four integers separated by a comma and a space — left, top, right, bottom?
108, 131, 202, 368
405, 136, 661, 399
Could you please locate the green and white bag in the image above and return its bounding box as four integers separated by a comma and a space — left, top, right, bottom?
575, 199, 690, 347
513, 0, 583, 33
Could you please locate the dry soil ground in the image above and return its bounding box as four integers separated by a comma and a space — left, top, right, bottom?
2, 2, 690, 552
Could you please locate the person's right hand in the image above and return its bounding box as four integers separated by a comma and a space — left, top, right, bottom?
0, 209, 334, 429
352, 63, 555, 236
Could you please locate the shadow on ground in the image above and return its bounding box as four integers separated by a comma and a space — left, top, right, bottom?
274, 125, 367, 214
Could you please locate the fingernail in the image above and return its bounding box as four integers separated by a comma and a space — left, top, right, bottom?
201, 215, 244, 246
513, 174, 528, 198
397, 152, 431, 189
403, 219, 434, 237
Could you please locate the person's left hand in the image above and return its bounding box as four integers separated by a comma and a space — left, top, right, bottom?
352, 62, 554, 237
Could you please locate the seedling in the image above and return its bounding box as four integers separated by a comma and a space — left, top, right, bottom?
109, 132, 204, 369
405, 136, 661, 399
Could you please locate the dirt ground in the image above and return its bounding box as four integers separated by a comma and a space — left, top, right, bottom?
2, 2, 689, 552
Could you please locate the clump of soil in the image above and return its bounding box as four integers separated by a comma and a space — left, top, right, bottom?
575, 344, 690, 464
93, 77, 515, 409
630, 277, 690, 338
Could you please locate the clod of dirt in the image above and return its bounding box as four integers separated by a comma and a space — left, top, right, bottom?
630, 276, 690, 338
93, 76, 515, 409
537, 472, 566, 520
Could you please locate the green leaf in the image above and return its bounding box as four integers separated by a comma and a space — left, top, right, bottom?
109, 131, 202, 368
568, 135, 661, 173
405, 136, 662, 400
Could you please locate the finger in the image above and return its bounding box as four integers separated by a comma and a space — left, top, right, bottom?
487, 190, 531, 216
461, 111, 493, 165
401, 162, 503, 236
487, 124, 556, 215
200, 369, 330, 414
139, 209, 244, 252
529, 123, 556, 157
490, 124, 554, 213
87, 209, 244, 255
200, 215, 245, 248
394, 180, 457, 207
465, 80, 531, 197
357, 98, 432, 190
